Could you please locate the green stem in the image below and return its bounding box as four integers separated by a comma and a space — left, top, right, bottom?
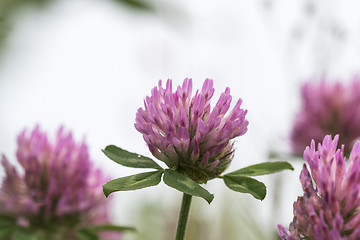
175, 193, 192, 240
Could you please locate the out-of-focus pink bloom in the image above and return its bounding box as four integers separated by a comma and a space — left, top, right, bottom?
135, 78, 248, 183
291, 78, 360, 156
278, 135, 360, 240
0, 127, 113, 238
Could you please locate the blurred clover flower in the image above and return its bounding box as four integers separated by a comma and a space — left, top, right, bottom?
0, 127, 116, 239
278, 135, 360, 240
291, 78, 360, 156
135, 78, 249, 183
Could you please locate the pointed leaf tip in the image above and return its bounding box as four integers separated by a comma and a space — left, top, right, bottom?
77, 229, 99, 240
103, 171, 163, 197
223, 175, 266, 200
163, 169, 214, 204
226, 161, 294, 177
102, 145, 162, 170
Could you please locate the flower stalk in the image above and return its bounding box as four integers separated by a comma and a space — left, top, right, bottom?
175, 193, 192, 240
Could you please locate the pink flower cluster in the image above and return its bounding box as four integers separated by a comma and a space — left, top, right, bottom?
0, 127, 111, 236
135, 78, 248, 183
291, 78, 360, 156
278, 135, 360, 240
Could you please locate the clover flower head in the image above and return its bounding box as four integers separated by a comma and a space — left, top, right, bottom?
291, 78, 360, 156
278, 135, 360, 240
135, 78, 248, 183
0, 126, 112, 237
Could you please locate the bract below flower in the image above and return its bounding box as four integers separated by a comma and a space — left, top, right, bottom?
135, 78, 248, 183
0, 127, 115, 239
278, 135, 360, 240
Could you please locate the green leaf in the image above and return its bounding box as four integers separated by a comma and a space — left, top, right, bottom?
102, 145, 162, 170
85, 224, 136, 233
103, 171, 163, 197
0, 228, 13, 240
163, 169, 214, 204
13, 228, 41, 240
226, 161, 294, 177
0, 215, 16, 227
223, 175, 266, 200
113, 0, 154, 12
77, 229, 99, 240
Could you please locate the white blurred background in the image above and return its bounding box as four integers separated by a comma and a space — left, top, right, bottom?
1, 0, 360, 239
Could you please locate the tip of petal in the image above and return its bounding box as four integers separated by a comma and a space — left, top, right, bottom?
349, 140, 360, 167
277, 224, 291, 240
